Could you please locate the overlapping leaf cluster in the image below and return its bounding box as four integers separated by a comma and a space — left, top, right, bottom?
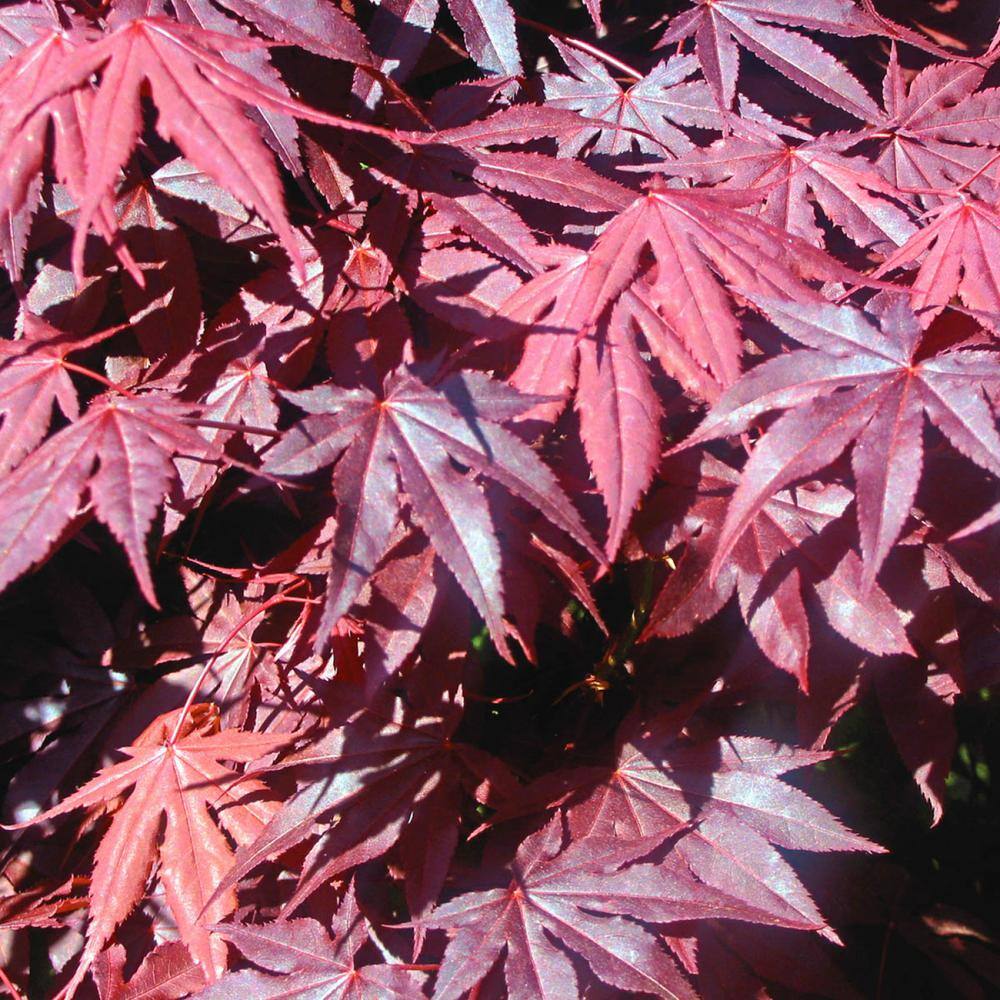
0, 1, 998, 997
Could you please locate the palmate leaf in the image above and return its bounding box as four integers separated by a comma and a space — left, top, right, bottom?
871, 47, 1000, 198
543, 40, 719, 160
873, 193, 1000, 327
496, 717, 884, 939
504, 178, 854, 393
649, 117, 918, 251
6, 706, 293, 997
0, 17, 394, 280
264, 367, 601, 657
210, 690, 516, 917
202, 884, 425, 999
659, 0, 882, 117
422, 812, 788, 1000
681, 293, 1000, 589
500, 179, 853, 555
641, 454, 913, 687
0, 393, 212, 608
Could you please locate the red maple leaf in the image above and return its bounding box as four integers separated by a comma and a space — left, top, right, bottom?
202, 883, 426, 999
0, 17, 391, 279
680, 292, 1000, 587
658, 0, 883, 117
0, 392, 214, 606
422, 810, 814, 1000
492, 714, 883, 938
211, 686, 516, 918
264, 367, 601, 657
641, 453, 913, 687
6, 705, 293, 996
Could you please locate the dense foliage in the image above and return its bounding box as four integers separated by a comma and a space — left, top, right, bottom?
0, 0, 998, 997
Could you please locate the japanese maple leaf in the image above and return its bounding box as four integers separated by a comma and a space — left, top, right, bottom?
641, 454, 913, 686
263, 367, 601, 657
170, 230, 347, 515
0, 321, 82, 474
869, 47, 1000, 199
92, 941, 207, 1000
0, 2, 51, 62
503, 178, 853, 393
497, 717, 883, 937
6, 705, 293, 997
210, 689, 517, 918
542, 39, 719, 160
202, 884, 425, 999
422, 812, 799, 1000
872, 192, 1000, 327
446, 0, 521, 76
658, 0, 881, 118
0, 393, 215, 608
0, 18, 392, 279
0, 877, 87, 934
194, 356, 279, 443
680, 293, 1000, 589
498, 181, 852, 554
651, 115, 917, 251
0, 25, 130, 281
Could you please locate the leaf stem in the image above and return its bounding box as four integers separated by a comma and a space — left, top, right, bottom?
182, 417, 282, 438
167, 578, 308, 744
515, 15, 644, 81
0, 967, 24, 1000
61, 361, 136, 397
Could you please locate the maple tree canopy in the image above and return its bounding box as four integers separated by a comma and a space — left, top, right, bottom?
0, 1, 998, 999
